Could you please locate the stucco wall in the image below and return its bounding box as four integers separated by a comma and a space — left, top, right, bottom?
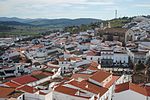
113, 90, 149, 100
53, 91, 88, 100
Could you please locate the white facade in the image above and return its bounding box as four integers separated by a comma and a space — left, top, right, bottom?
86, 56, 101, 64
126, 48, 148, 64
53, 91, 88, 100
77, 44, 90, 51
59, 60, 71, 74
24, 91, 52, 100
113, 90, 150, 100
101, 50, 114, 60
113, 53, 128, 67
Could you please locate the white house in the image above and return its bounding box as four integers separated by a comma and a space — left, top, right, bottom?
113, 52, 129, 67
101, 49, 114, 67
113, 82, 150, 100
53, 69, 127, 100
126, 47, 149, 64
84, 50, 101, 64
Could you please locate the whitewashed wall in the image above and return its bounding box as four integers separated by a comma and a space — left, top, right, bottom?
53, 91, 88, 100
113, 90, 149, 100
113, 53, 128, 64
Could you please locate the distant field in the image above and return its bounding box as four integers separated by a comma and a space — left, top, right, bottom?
0, 25, 62, 36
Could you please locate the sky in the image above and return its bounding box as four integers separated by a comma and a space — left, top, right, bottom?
0, 0, 150, 20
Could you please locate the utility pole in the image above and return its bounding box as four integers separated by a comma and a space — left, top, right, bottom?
115, 10, 118, 19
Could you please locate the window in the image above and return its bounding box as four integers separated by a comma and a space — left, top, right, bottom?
22, 95, 25, 100
82, 57, 86, 60
124, 61, 126, 63
142, 61, 144, 63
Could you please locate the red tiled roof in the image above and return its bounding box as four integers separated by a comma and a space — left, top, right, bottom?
67, 80, 108, 96
12, 75, 38, 85
16, 85, 38, 93
87, 61, 99, 71
0, 86, 15, 98
88, 66, 98, 71
4, 81, 21, 88
115, 82, 129, 93
90, 61, 99, 67
86, 51, 97, 56
145, 86, 150, 96
90, 70, 111, 83
55, 85, 78, 96
71, 73, 92, 80
55, 85, 90, 99
105, 76, 120, 88
39, 91, 47, 95
115, 82, 150, 96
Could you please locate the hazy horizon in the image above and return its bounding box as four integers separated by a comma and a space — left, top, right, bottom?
0, 15, 150, 20
0, 0, 150, 20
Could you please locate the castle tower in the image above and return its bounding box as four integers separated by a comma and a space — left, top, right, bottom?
108, 22, 111, 28
100, 22, 104, 29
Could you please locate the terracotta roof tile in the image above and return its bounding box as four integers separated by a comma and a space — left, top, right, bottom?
55, 85, 90, 99
12, 75, 38, 85
87, 61, 99, 71
90, 70, 111, 83
16, 85, 38, 93
90, 61, 99, 67
0, 86, 15, 98
39, 91, 47, 95
55, 85, 78, 96
145, 86, 150, 96
115, 82, 129, 93
115, 82, 150, 96
71, 73, 92, 80
4, 81, 21, 88
86, 51, 97, 56
105, 76, 120, 88
67, 80, 108, 96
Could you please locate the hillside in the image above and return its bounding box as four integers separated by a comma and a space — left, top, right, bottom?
63, 17, 133, 34
0, 17, 101, 36
0, 21, 32, 26
0, 17, 101, 27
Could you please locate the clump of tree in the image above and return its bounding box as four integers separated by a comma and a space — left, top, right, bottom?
0, 25, 15, 31
64, 26, 80, 34
135, 63, 146, 71
64, 22, 102, 34
64, 16, 133, 34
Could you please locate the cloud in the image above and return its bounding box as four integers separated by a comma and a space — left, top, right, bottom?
0, 0, 115, 12
2, 0, 149, 19
0, 0, 115, 6
135, 4, 150, 8
0, 0, 116, 17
